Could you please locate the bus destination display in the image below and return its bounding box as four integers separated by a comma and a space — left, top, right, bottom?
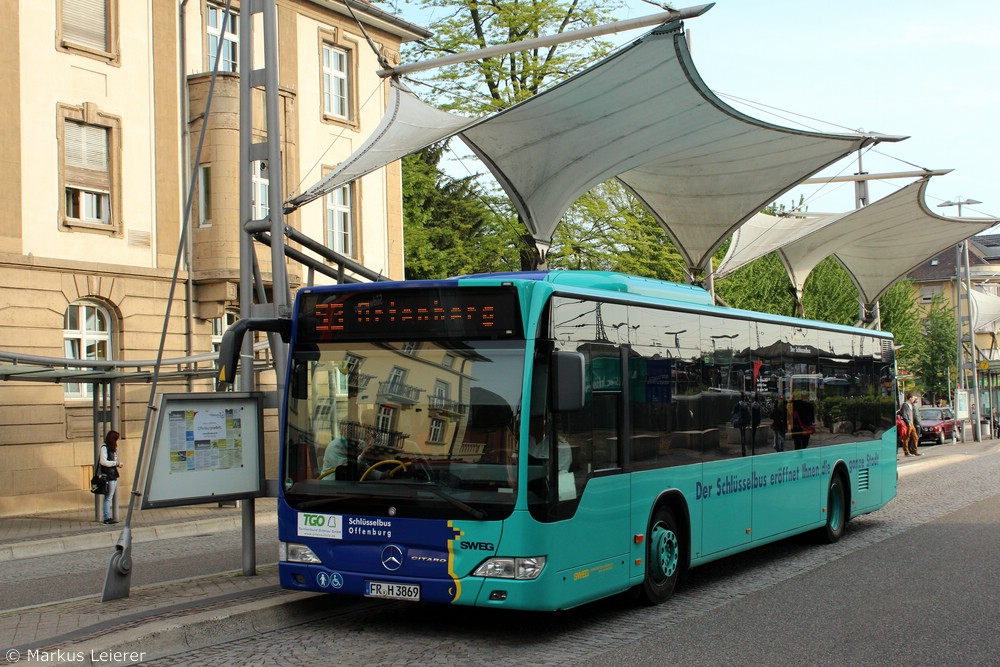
298, 287, 521, 341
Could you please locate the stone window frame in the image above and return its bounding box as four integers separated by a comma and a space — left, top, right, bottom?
57, 102, 124, 237
318, 27, 360, 131
56, 0, 121, 66
63, 299, 116, 401
322, 165, 362, 260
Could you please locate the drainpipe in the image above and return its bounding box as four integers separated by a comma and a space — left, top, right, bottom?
180, 0, 194, 390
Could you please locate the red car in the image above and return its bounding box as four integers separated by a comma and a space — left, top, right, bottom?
918, 407, 958, 444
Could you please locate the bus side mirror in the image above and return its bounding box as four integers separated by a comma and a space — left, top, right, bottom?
551, 351, 585, 412
217, 317, 291, 386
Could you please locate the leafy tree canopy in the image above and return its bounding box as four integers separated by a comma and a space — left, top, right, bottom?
401, 143, 520, 279
392, 0, 624, 114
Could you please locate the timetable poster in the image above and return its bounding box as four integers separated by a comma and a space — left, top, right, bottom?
167, 407, 244, 473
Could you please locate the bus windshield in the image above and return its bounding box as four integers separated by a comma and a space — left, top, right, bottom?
283, 339, 524, 520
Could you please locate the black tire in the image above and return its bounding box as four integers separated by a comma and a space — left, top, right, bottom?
641, 506, 681, 605
820, 472, 847, 544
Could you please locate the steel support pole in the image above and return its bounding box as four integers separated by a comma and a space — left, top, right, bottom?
963, 241, 982, 441
955, 246, 965, 440
238, 3, 257, 578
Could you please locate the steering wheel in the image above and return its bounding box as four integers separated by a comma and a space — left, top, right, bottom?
360, 459, 410, 481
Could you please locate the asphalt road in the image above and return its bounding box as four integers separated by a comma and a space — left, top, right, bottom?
145, 442, 1000, 667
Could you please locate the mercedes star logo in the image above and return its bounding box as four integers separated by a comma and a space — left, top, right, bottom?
381, 544, 403, 571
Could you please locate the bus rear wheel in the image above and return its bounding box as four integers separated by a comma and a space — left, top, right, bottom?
820, 472, 847, 543
641, 506, 680, 605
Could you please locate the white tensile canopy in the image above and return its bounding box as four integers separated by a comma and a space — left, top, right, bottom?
969, 288, 1000, 332
461, 23, 899, 270
285, 80, 476, 211
287, 19, 902, 274
716, 178, 998, 304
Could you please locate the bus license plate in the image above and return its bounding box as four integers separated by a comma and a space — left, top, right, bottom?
365, 580, 421, 601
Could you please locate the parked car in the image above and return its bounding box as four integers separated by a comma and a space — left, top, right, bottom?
918, 407, 958, 444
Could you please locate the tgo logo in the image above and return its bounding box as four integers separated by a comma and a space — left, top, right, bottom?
381, 545, 404, 571
297, 512, 343, 539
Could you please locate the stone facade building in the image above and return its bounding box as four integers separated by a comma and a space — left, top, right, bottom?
0, 0, 427, 516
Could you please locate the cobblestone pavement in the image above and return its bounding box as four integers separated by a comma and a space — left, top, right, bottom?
146, 443, 1000, 667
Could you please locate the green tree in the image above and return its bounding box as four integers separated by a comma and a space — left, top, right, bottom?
801, 258, 859, 324
397, 0, 623, 114
402, 143, 520, 278
547, 181, 685, 281
715, 252, 796, 316
878, 278, 924, 387
393, 0, 625, 269
917, 291, 957, 404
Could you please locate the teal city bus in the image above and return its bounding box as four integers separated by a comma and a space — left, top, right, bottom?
223, 270, 898, 611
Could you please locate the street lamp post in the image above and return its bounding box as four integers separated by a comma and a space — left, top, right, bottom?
939, 197, 984, 441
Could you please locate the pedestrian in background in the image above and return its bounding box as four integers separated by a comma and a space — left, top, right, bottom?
770, 399, 786, 452
99, 431, 124, 524
900, 394, 920, 456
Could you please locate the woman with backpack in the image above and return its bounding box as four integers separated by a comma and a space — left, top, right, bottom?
98, 431, 124, 524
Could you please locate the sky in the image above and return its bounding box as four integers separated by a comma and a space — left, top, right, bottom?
625, 0, 1000, 221
392, 0, 999, 224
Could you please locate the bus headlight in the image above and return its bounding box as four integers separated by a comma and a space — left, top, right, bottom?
279, 541, 322, 564
473, 556, 546, 580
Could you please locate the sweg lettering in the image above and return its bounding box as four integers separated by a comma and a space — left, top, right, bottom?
460, 541, 495, 550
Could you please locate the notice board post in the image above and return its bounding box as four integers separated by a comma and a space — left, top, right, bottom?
143, 392, 265, 573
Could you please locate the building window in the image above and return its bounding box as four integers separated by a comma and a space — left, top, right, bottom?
318, 28, 358, 127
58, 0, 119, 63
65, 121, 110, 224
64, 301, 113, 399
919, 286, 941, 303
434, 380, 449, 399
344, 353, 362, 375
59, 104, 122, 235
199, 164, 212, 227
442, 353, 455, 369
325, 184, 354, 256
376, 405, 396, 433
387, 367, 406, 391
402, 342, 419, 356
252, 161, 269, 220
323, 44, 350, 120
207, 3, 239, 73
429, 418, 445, 444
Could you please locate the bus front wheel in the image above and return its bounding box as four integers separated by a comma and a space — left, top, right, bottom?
820, 472, 847, 543
641, 506, 681, 605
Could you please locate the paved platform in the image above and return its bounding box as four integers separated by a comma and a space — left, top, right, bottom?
0, 498, 326, 667
0, 499, 278, 563
0, 440, 989, 666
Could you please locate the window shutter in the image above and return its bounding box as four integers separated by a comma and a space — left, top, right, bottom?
65, 121, 109, 172
63, 0, 108, 52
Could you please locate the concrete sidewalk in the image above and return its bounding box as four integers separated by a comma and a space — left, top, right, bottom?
0, 498, 336, 667
0, 498, 279, 562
